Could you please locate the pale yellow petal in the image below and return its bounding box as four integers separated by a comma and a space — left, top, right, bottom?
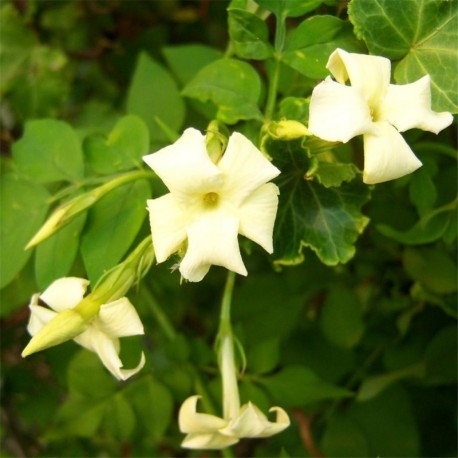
328, 48, 391, 108
178, 395, 228, 434
179, 208, 247, 282
27, 303, 57, 336
97, 298, 144, 338
181, 432, 239, 450
40, 277, 89, 312
377, 75, 454, 134
238, 183, 279, 253
147, 194, 188, 263
224, 402, 267, 437
143, 128, 223, 198
218, 132, 280, 205
363, 121, 422, 184
309, 77, 373, 143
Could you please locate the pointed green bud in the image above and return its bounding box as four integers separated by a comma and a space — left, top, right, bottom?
206, 121, 229, 164
22, 309, 87, 357
267, 120, 311, 140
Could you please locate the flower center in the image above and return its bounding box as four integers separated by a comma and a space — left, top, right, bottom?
202, 192, 220, 208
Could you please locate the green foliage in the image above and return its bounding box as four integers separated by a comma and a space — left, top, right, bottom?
349, 0, 458, 112
127, 52, 185, 143
1, 1, 456, 457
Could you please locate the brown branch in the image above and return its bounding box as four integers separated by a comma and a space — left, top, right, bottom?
292, 409, 324, 458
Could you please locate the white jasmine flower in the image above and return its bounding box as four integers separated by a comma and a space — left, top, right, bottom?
143, 128, 280, 282
178, 336, 290, 449
25, 277, 145, 381
308, 48, 453, 184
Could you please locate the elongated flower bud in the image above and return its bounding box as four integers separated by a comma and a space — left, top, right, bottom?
22, 309, 87, 357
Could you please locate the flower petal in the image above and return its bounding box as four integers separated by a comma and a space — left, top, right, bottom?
218, 132, 280, 205
179, 208, 247, 282
179, 395, 228, 434
74, 328, 145, 380
238, 183, 279, 253
308, 77, 373, 143
257, 407, 291, 438
224, 402, 267, 437
363, 121, 422, 184
147, 194, 188, 263
327, 48, 391, 107
27, 303, 57, 336
97, 298, 144, 338
377, 75, 454, 134
143, 128, 223, 198
181, 432, 239, 450
40, 277, 89, 312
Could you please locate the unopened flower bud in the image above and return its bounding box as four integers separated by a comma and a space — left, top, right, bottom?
206, 121, 229, 164
22, 309, 87, 357
268, 120, 311, 140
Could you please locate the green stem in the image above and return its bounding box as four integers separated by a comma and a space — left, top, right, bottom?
141, 286, 176, 341
219, 270, 236, 333
264, 12, 286, 122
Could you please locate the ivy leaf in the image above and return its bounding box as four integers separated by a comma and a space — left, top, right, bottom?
228, 9, 273, 60
266, 136, 370, 266
283, 15, 365, 79
348, 0, 458, 113
182, 58, 263, 124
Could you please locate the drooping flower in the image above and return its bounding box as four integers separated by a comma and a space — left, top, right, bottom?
143, 128, 280, 282
24, 277, 145, 381
178, 335, 290, 449
308, 48, 453, 184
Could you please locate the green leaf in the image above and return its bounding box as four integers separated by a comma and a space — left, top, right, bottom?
266, 136, 370, 266
306, 149, 359, 187
35, 212, 86, 290
0, 174, 50, 289
228, 9, 273, 60
376, 198, 457, 245
67, 350, 117, 399
247, 338, 280, 374
321, 286, 364, 348
127, 52, 185, 143
356, 364, 425, 402
12, 119, 84, 183
255, 0, 322, 18
0, 3, 36, 93
84, 115, 150, 175
321, 415, 369, 457
81, 179, 151, 283
261, 365, 353, 407
348, 0, 458, 112
347, 385, 420, 457
182, 58, 263, 124
403, 247, 457, 295
424, 326, 457, 385
103, 393, 136, 441
162, 44, 223, 86
127, 376, 173, 440
283, 15, 365, 79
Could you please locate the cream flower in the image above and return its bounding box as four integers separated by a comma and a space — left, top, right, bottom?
308, 48, 453, 184
25, 277, 145, 381
143, 128, 280, 282
178, 336, 290, 449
